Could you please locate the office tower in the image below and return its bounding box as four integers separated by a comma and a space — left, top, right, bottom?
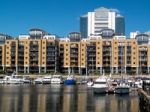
80, 7, 125, 38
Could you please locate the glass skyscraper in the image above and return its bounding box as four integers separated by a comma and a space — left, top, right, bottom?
80, 7, 125, 38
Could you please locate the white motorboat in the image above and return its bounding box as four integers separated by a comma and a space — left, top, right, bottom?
3, 75, 22, 84
51, 75, 63, 84
92, 76, 108, 94
34, 77, 43, 84
115, 83, 130, 94
22, 76, 31, 84
42, 76, 51, 84
134, 79, 143, 89
0, 76, 4, 84
87, 78, 94, 87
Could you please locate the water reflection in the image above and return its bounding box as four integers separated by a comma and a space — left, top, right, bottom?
0, 85, 139, 112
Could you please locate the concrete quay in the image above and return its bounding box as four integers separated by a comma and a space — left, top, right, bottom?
138, 81, 150, 112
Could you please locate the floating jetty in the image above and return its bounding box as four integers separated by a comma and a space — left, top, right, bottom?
138, 81, 150, 112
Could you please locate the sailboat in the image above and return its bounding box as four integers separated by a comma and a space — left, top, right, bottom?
64, 67, 76, 85
115, 44, 130, 94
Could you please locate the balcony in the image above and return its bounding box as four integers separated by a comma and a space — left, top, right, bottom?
47, 44, 55, 47
46, 64, 55, 67
18, 48, 24, 51
11, 48, 16, 52
70, 54, 78, 58
139, 59, 147, 61
47, 53, 55, 56
88, 54, 96, 57
87, 48, 96, 52
18, 63, 24, 66
30, 53, 38, 56
30, 63, 38, 66
18, 54, 24, 57
70, 60, 78, 63
47, 58, 55, 61
18, 58, 24, 61
103, 53, 111, 56
30, 48, 38, 51
30, 58, 38, 61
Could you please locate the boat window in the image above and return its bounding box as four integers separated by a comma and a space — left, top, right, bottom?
95, 82, 106, 84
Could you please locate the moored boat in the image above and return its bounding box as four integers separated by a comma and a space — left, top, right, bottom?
3, 75, 22, 84
87, 78, 94, 87
51, 75, 63, 84
34, 77, 43, 84
42, 76, 51, 84
22, 76, 31, 84
92, 76, 108, 94
64, 75, 76, 85
115, 83, 130, 94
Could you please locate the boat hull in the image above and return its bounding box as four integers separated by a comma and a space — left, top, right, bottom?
93, 87, 107, 94
64, 80, 76, 85
115, 87, 130, 94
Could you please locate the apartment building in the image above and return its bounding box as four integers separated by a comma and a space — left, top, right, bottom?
4, 29, 58, 74
58, 29, 150, 75
0, 29, 150, 75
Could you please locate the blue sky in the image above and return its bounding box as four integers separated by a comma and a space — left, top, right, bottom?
0, 0, 150, 37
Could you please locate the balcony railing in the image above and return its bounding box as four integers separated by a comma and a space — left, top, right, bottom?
30, 48, 38, 51
47, 54, 55, 56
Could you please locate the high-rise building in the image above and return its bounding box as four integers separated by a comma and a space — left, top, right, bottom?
80, 7, 125, 38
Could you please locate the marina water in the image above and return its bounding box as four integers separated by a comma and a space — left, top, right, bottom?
0, 85, 139, 112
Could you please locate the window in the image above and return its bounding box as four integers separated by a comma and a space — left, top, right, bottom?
43, 62, 45, 64
66, 63, 68, 65
82, 44, 84, 46
43, 52, 45, 54
98, 47, 100, 49
43, 47, 45, 49
82, 63, 84, 65
66, 49, 68, 51
97, 62, 100, 64
66, 44, 68, 46
97, 42, 100, 44
98, 52, 100, 54
66, 58, 68, 60
7, 52, 9, 54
